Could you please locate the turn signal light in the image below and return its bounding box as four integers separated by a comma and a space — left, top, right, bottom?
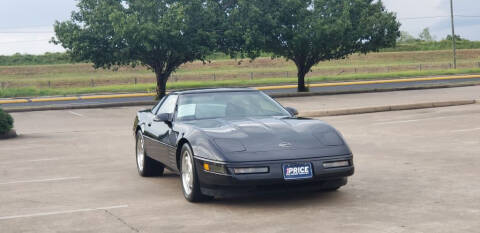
203, 163, 210, 171
202, 162, 227, 174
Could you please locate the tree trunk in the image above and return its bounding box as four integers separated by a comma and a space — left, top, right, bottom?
297, 70, 307, 92
155, 71, 169, 99
295, 61, 308, 92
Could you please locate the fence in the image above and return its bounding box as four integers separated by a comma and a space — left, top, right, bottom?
1, 61, 480, 89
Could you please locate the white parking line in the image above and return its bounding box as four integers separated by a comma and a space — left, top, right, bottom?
68, 111, 83, 117
373, 116, 449, 125
374, 119, 421, 125
0, 205, 128, 221
0, 158, 62, 165
0, 177, 81, 185
451, 127, 480, 133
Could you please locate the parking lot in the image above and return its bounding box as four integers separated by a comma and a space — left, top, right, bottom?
1, 102, 479, 233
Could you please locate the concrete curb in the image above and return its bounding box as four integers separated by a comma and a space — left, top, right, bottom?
256, 74, 480, 90
5, 99, 477, 118
299, 100, 477, 117
4, 101, 156, 113
4, 82, 480, 113
269, 82, 480, 98
0, 93, 155, 105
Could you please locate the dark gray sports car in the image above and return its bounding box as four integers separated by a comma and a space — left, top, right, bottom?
133, 88, 354, 202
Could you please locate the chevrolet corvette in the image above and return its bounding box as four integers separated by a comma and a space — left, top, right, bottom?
133, 88, 354, 202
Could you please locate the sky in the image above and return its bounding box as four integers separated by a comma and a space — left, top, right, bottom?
0, 0, 479, 55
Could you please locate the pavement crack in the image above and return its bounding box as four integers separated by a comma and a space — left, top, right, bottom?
104, 209, 140, 233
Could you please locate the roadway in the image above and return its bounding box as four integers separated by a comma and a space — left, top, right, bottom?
1, 91, 479, 232
1, 74, 480, 108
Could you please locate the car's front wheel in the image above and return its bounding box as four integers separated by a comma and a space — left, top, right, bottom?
136, 131, 164, 177
180, 143, 210, 202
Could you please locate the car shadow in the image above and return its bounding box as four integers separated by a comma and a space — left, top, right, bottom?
206, 190, 351, 208
152, 170, 353, 208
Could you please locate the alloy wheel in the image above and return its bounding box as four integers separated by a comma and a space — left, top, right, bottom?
181, 150, 194, 195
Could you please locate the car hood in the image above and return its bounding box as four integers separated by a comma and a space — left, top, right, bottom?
186, 117, 347, 154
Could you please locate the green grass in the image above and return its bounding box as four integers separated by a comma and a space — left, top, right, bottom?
382, 40, 480, 52
2, 68, 479, 98
1, 49, 480, 98
2, 49, 480, 85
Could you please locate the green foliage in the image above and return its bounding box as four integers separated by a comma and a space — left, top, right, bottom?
383, 40, 480, 52
53, 0, 219, 98
398, 31, 419, 43
0, 108, 14, 135
0, 53, 71, 66
445, 34, 465, 41
224, 0, 400, 91
385, 30, 480, 52
418, 28, 434, 42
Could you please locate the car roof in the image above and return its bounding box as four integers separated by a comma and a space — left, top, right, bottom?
171, 88, 258, 95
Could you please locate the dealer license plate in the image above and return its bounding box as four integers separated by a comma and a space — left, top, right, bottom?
283, 163, 313, 180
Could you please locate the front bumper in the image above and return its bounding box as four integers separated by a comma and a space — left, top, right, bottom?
194, 155, 354, 197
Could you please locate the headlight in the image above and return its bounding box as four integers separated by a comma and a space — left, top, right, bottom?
233, 167, 269, 175
202, 161, 228, 175
313, 131, 344, 146
213, 139, 246, 153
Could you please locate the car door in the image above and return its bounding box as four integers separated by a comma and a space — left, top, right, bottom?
143, 94, 178, 166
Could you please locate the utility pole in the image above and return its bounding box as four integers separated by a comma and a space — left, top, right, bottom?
450, 0, 457, 69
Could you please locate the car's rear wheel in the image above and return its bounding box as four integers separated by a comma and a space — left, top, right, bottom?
180, 143, 210, 202
136, 131, 164, 177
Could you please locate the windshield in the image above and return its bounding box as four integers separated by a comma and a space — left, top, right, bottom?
176, 91, 290, 121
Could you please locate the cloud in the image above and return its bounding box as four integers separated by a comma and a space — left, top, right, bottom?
0, 0, 76, 55
382, 0, 480, 40
1, 0, 479, 55
0, 26, 63, 55
0, 0, 76, 28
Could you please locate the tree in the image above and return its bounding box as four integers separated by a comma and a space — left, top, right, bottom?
53, 0, 218, 98
445, 34, 465, 41
225, 0, 400, 92
419, 28, 434, 42
0, 108, 14, 135
398, 31, 417, 43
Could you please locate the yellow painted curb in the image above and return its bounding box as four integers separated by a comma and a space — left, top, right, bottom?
255, 74, 480, 90
31, 97, 79, 102
0, 93, 156, 104
1, 74, 479, 105
0, 99, 30, 104
256, 84, 297, 90
80, 93, 155, 100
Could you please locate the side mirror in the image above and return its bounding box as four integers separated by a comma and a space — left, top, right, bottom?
154, 113, 172, 123
284, 107, 299, 116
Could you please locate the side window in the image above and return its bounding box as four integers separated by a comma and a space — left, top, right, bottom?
157, 95, 178, 115
151, 96, 165, 114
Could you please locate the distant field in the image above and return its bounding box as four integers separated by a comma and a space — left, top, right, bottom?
1, 49, 480, 97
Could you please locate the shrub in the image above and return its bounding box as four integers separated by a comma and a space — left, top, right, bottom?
0, 108, 14, 135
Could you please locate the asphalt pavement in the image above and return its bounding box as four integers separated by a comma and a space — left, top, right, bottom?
1, 90, 479, 232
1, 52, 480, 233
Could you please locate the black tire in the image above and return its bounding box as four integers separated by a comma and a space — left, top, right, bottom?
180, 143, 210, 202
136, 131, 164, 177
